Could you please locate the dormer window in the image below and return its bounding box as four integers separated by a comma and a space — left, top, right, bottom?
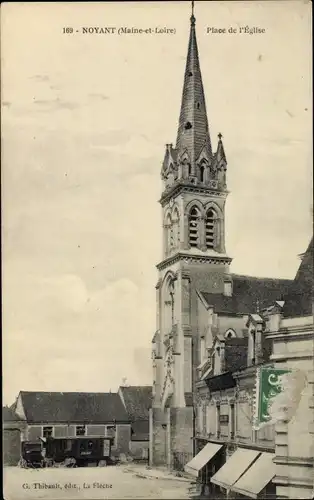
185, 121, 192, 130
224, 329, 236, 339
224, 281, 232, 297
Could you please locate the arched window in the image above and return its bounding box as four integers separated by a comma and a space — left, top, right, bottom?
199, 165, 205, 183
166, 214, 173, 253
224, 329, 236, 339
172, 208, 180, 248
205, 209, 216, 249
164, 278, 175, 333
169, 281, 175, 325
189, 207, 200, 248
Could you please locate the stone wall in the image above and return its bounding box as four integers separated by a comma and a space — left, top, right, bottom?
129, 441, 149, 461
170, 406, 194, 457
3, 429, 21, 465
150, 407, 170, 466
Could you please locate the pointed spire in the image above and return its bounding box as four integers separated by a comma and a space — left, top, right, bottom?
175, 2, 212, 167
216, 133, 227, 164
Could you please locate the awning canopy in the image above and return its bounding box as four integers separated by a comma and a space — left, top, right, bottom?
232, 452, 275, 499
211, 448, 260, 489
184, 443, 223, 478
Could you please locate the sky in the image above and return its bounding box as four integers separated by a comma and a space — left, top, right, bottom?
2, 1, 312, 405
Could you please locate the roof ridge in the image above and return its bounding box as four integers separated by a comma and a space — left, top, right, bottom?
231, 273, 293, 281
20, 391, 118, 396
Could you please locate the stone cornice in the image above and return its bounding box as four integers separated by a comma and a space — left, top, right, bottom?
266, 327, 313, 342
157, 252, 232, 271
270, 352, 314, 362
274, 456, 314, 467
159, 181, 229, 206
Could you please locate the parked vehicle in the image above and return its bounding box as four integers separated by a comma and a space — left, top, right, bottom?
45, 437, 114, 467
20, 441, 44, 468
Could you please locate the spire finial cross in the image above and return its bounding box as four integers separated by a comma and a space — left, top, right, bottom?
190, 0, 196, 24
218, 132, 223, 140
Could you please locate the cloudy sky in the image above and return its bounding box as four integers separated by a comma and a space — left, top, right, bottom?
2, 1, 312, 405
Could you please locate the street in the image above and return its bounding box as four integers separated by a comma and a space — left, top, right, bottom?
3, 464, 193, 500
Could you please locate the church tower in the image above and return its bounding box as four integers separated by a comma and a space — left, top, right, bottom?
150, 4, 232, 466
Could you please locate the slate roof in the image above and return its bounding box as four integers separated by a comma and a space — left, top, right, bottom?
282, 238, 313, 318
119, 386, 152, 421
201, 274, 292, 315
131, 420, 149, 441
2, 406, 22, 422
224, 338, 248, 372
18, 391, 129, 424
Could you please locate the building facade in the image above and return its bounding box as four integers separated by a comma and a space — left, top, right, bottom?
185, 239, 313, 499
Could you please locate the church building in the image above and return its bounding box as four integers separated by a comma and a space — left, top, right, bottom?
149, 6, 293, 469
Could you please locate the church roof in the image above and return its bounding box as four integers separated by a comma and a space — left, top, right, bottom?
201, 274, 292, 315
175, 10, 212, 164
282, 237, 313, 318
119, 385, 152, 421
224, 338, 248, 372
16, 391, 129, 424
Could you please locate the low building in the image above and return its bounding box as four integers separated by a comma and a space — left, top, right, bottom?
12, 391, 131, 458
118, 385, 152, 461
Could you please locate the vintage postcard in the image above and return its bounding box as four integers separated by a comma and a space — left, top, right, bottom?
2, 1, 313, 499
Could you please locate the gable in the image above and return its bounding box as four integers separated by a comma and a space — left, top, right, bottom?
119, 386, 152, 421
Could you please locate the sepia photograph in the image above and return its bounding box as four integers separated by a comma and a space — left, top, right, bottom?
1, 1, 313, 499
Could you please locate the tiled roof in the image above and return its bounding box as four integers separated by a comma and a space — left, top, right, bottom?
19, 391, 129, 424
224, 338, 248, 372
2, 406, 22, 422
119, 386, 152, 421
131, 420, 149, 441
282, 238, 313, 318
201, 274, 292, 315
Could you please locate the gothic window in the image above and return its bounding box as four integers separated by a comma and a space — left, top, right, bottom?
188, 207, 200, 248
166, 214, 173, 254
225, 329, 236, 339
164, 278, 175, 333
172, 208, 180, 248
199, 165, 205, 182
169, 281, 175, 325
205, 208, 216, 249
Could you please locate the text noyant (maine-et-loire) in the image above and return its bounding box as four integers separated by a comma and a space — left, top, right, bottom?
207, 26, 266, 35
